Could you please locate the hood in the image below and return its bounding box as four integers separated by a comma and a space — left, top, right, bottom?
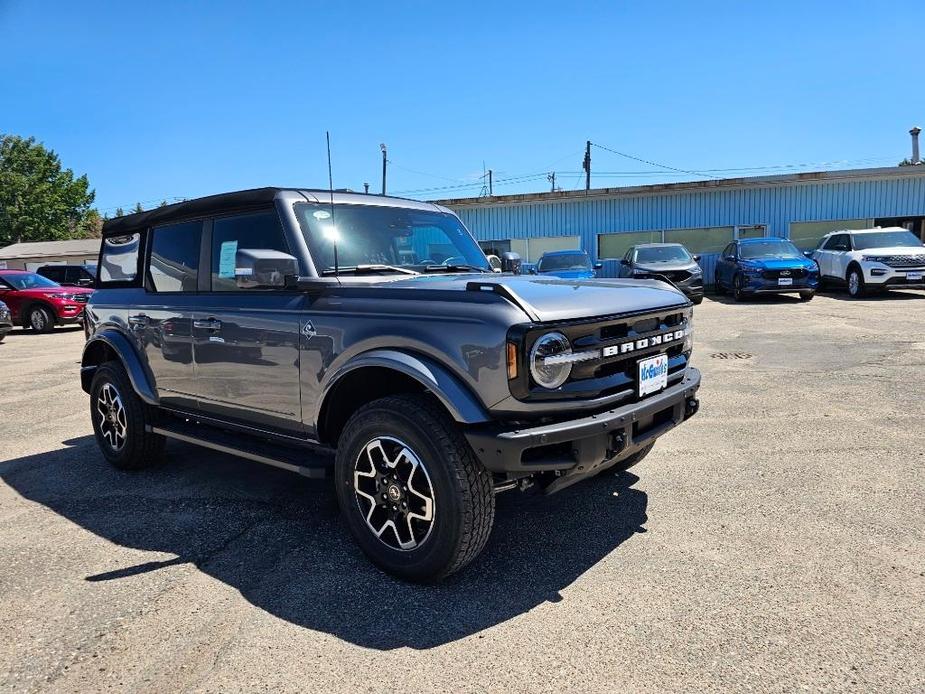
13, 286, 94, 298
369, 273, 688, 322
854, 246, 925, 257
537, 268, 596, 279
634, 260, 700, 273
740, 257, 815, 271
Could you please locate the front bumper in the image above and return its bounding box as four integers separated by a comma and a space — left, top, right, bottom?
465, 367, 701, 489
861, 262, 925, 289
741, 275, 818, 294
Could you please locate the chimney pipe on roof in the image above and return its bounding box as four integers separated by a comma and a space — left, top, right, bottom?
911, 126, 922, 165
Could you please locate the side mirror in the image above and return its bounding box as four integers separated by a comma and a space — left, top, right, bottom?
486, 254, 502, 272
593, 262, 603, 270
803, 251, 814, 258
724, 255, 735, 261
500, 252, 522, 275
77, 277, 95, 287
692, 254, 701, 263
620, 258, 629, 266
232, 249, 299, 289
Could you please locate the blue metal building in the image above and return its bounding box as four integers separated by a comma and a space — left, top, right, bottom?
439, 166, 925, 283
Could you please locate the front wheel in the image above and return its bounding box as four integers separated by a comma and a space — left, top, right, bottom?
335, 394, 495, 582
732, 274, 747, 302
691, 294, 704, 305
847, 267, 866, 298
27, 305, 54, 333
799, 291, 815, 302
713, 272, 726, 295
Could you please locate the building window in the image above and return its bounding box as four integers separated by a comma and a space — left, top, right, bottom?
789, 219, 872, 250
512, 235, 581, 263
478, 239, 511, 258
598, 231, 662, 259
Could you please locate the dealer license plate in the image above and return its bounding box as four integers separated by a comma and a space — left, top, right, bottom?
778, 277, 793, 286
638, 354, 668, 397
907, 272, 923, 281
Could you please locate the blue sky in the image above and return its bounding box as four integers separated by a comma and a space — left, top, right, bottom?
1, 0, 922, 213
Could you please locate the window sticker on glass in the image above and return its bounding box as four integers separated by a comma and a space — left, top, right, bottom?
313, 210, 331, 220
219, 240, 238, 278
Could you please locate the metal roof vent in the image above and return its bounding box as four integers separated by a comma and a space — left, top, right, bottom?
911, 126, 922, 165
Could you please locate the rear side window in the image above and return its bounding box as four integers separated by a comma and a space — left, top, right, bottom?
99, 233, 141, 284
148, 221, 203, 292
210, 211, 291, 291
41, 266, 64, 282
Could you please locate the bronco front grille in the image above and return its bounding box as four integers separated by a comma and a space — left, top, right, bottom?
510, 306, 691, 402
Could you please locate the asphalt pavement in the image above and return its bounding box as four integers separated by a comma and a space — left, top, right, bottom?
0, 290, 923, 693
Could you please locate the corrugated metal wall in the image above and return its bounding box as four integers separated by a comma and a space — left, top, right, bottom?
448, 173, 925, 282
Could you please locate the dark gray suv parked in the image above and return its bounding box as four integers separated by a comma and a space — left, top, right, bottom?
618, 243, 704, 304
81, 188, 701, 581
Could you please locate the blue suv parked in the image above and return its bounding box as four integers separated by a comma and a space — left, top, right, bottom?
531, 250, 602, 279
714, 238, 818, 302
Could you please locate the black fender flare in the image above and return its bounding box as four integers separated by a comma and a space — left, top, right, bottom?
315, 349, 491, 430
81, 329, 158, 405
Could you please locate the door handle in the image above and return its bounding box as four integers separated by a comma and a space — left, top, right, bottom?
128, 313, 148, 327
193, 318, 222, 331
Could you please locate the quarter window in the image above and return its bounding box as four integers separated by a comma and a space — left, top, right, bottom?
148, 221, 203, 292
822, 234, 848, 251
99, 233, 141, 284
210, 211, 292, 291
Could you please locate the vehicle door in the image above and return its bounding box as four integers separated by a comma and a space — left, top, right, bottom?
192, 210, 305, 434
0, 276, 22, 321
135, 220, 204, 410
818, 233, 848, 278
717, 243, 737, 286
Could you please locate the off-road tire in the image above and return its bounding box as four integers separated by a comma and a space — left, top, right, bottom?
27, 305, 55, 333
334, 394, 495, 582
691, 295, 704, 305
601, 442, 655, 475
90, 362, 165, 470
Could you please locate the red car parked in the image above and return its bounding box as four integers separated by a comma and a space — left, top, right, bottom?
0, 269, 93, 333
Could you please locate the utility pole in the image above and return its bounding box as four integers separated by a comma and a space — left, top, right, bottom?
480, 168, 493, 197
364, 182, 370, 194
582, 140, 591, 191
488, 169, 493, 196
547, 171, 557, 192
380, 143, 387, 195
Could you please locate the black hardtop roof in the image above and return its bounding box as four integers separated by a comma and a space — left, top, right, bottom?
101, 187, 440, 237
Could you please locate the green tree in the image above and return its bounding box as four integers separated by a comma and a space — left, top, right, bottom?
0, 134, 96, 246
133, 202, 144, 214
114, 207, 125, 218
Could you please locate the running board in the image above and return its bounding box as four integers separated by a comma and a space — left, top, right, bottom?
147, 421, 332, 478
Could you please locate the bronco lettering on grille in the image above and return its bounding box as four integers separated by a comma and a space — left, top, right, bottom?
602, 329, 684, 357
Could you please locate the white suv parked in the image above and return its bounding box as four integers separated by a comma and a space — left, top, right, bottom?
812, 227, 925, 297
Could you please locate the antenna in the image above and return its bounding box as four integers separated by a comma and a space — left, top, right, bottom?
326, 131, 339, 277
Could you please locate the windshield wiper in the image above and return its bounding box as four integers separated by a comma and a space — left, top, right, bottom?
423, 264, 491, 273
321, 264, 419, 276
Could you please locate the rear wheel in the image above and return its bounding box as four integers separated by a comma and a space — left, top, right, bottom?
847, 267, 866, 298
90, 362, 165, 470
799, 291, 815, 302
27, 305, 54, 333
335, 394, 494, 582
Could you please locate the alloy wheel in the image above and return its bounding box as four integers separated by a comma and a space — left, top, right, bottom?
353, 437, 435, 551
848, 271, 860, 296
30, 309, 47, 331
96, 382, 127, 451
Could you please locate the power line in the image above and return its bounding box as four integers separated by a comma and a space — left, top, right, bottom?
591, 141, 723, 180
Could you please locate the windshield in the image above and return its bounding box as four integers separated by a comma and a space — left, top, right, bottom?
295, 203, 490, 273
852, 231, 923, 250
538, 252, 591, 272
0, 272, 61, 290
739, 240, 802, 259
635, 246, 691, 264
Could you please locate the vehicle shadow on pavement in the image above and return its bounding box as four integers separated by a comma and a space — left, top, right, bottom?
0, 436, 648, 650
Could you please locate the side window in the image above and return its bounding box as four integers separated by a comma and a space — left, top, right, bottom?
42, 267, 64, 282
99, 233, 141, 284
210, 211, 292, 291
722, 243, 734, 258
624, 247, 634, 263
64, 267, 81, 284
148, 221, 203, 292
823, 234, 847, 251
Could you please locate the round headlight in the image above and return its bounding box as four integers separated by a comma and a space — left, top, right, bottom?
529, 332, 572, 389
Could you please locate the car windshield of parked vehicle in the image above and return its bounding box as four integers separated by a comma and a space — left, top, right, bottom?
635, 246, 691, 264
739, 240, 802, 259
295, 203, 490, 274
851, 231, 923, 250
0, 272, 61, 290
538, 252, 591, 272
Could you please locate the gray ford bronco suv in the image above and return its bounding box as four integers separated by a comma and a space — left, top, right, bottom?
81, 188, 701, 581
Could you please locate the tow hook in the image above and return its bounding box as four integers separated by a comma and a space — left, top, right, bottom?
685, 397, 700, 418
